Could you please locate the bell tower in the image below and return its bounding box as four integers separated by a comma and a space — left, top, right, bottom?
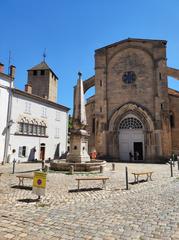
27, 61, 58, 102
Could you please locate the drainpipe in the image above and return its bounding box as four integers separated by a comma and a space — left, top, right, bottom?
2, 65, 15, 165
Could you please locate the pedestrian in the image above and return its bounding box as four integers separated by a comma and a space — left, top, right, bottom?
129, 152, 133, 161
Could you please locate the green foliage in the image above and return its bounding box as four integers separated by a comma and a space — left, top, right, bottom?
68, 115, 72, 130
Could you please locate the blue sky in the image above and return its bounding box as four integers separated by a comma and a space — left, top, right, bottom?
1, 0, 179, 112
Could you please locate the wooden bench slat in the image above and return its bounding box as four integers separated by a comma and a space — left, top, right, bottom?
75, 176, 109, 190
16, 174, 34, 186
132, 171, 153, 183
76, 177, 109, 180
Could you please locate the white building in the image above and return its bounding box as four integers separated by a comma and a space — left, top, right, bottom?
0, 61, 69, 164
0, 63, 13, 162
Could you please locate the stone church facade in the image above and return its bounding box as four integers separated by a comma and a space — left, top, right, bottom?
84, 38, 179, 162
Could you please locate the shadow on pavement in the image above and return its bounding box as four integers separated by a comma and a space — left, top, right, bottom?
11, 185, 32, 191
14, 169, 41, 174
129, 179, 147, 185
69, 187, 102, 193
17, 198, 40, 203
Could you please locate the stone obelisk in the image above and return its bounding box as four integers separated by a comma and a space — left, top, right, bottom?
67, 72, 90, 163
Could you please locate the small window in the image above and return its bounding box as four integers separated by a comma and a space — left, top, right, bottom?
92, 118, 95, 133
56, 111, 60, 121
33, 70, 37, 76
19, 122, 23, 133
122, 71, 136, 84
100, 80, 102, 87
28, 124, 33, 134
25, 102, 31, 114
100, 107, 102, 112
33, 125, 38, 135
41, 70, 45, 75
41, 126, 46, 136
18, 146, 26, 157
23, 123, 28, 134
159, 72, 162, 80
170, 112, 175, 128
55, 128, 59, 138
22, 146, 26, 157
38, 125, 41, 135
42, 107, 47, 118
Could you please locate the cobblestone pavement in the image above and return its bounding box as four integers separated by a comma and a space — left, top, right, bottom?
0, 162, 179, 239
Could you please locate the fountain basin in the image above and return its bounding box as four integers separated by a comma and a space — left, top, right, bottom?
50, 159, 106, 172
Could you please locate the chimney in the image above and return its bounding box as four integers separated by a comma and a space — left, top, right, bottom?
25, 83, 32, 94
0, 63, 4, 73
9, 65, 16, 79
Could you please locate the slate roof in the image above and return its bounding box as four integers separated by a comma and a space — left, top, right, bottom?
13, 88, 70, 112
96, 38, 167, 52
168, 88, 179, 97
27, 61, 58, 79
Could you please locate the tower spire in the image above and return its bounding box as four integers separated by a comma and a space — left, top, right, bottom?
43, 48, 46, 62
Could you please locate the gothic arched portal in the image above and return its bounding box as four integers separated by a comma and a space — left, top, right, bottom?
108, 103, 155, 161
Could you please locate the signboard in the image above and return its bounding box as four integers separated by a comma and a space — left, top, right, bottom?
32, 172, 47, 196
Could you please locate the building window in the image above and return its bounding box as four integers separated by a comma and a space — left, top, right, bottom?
19, 122, 23, 133
122, 71, 136, 84
100, 107, 102, 112
41, 126, 46, 136
33, 125, 38, 135
41, 70, 45, 75
55, 128, 60, 138
92, 118, 95, 133
29, 124, 33, 134
18, 119, 47, 137
33, 70, 37, 76
37, 125, 41, 135
25, 102, 31, 114
159, 72, 162, 80
23, 123, 28, 134
56, 111, 60, 121
18, 146, 27, 157
119, 117, 143, 129
170, 112, 175, 128
100, 80, 102, 87
42, 107, 47, 118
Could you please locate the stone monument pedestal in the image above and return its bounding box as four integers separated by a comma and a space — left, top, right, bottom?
66, 129, 90, 163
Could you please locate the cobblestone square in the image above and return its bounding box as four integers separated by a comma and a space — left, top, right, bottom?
0, 162, 179, 240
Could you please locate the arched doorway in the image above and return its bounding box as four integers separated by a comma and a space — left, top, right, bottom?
40, 143, 45, 160
119, 114, 144, 161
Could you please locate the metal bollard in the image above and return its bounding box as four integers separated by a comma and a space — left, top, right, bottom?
170, 158, 173, 177
125, 166, 129, 190
42, 159, 45, 170
112, 163, 115, 171
69, 165, 74, 175
12, 159, 16, 174
172, 154, 175, 167
100, 166, 104, 173
177, 156, 179, 171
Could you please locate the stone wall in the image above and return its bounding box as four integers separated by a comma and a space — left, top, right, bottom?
85, 39, 173, 161
169, 94, 179, 154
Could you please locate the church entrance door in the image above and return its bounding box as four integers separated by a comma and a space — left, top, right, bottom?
118, 115, 144, 161
40, 143, 45, 160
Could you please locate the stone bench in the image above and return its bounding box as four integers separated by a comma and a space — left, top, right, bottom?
76, 176, 109, 190
132, 171, 153, 183
16, 173, 34, 186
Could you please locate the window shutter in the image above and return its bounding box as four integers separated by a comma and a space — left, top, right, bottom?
18, 146, 23, 157
25, 146, 28, 157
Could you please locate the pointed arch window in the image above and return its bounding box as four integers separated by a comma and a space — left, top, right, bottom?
119, 117, 143, 129
17, 118, 47, 136
169, 112, 175, 128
